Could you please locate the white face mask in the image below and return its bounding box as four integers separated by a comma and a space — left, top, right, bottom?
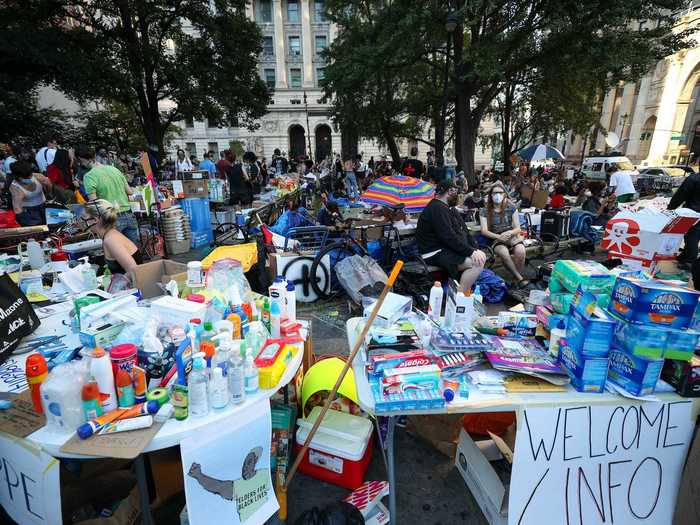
492, 193, 504, 205
584, 190, 592, 197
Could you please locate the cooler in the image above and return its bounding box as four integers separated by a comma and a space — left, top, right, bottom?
294, 407, 373, 490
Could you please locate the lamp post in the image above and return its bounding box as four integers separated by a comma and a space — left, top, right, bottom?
303, 90, 313, 161
435, 9, 458, 169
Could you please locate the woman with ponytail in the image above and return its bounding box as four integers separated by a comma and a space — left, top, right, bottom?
82, 199, 142, 274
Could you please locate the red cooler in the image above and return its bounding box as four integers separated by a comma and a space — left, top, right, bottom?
294, 407, 373, 490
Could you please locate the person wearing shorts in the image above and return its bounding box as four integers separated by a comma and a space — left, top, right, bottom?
479, 181, 529, 288
416, 180, 486, 292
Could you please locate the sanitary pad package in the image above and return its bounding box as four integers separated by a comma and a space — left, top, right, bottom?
550, 260, 615, 295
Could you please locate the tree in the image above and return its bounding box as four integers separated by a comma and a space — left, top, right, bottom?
0, 90, 77, 147
2, 0, 270, 155
450, 0, 691, 179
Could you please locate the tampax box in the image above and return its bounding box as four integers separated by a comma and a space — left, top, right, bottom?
614, 319, 668, 359
608, 276, 700, 329
559, 342, 609, 393
662, 356, 700, 397
607, 346, 664, 396
565, 288, 617, 358
665, 328, 700, 361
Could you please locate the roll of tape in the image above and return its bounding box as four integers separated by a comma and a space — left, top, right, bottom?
146, 387, 170, 407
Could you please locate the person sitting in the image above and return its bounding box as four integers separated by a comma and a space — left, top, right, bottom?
82, 199, 142, 274
479, 181, 529, 288
316, 200, 340, 227
581, 183, 616, 226
549, 185, 566, 209
463, 187, 484, 210
416, 180, 486, 291
8, 161, 50, 226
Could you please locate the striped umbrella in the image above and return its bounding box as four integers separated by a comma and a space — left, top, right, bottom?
517, 144, 565, 162
361, 175, 434, 212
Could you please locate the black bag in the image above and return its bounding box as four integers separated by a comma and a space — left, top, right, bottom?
540, 210, 570, 240
0, 273, 41, 364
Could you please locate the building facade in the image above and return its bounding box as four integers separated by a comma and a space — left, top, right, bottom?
562, 4, 700, 167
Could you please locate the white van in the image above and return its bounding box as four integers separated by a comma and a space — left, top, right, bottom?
581, 154, 639, 183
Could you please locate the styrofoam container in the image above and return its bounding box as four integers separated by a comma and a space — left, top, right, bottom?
295, 407, 373, 489
151, 295, 207, 326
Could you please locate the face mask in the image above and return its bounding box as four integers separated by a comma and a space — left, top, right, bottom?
20, 177, 34, 184
492, 193, 504, 205
584, 190, 593, 197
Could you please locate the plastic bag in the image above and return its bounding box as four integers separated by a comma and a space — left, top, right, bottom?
475, 269, 507, 303
335, 255, 387, 304
206, 258, 252, 301
292, 503, 364, 525
268, 208, 314, 237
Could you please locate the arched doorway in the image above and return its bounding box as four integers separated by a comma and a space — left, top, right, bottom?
289, 125, 306, 159
315, 124, 332, 161
638, 116, 656, 161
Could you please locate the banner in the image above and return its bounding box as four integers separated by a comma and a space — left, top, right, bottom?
0, 434, 61, 525
180, 400, 278, 524
509, 401, 695, 525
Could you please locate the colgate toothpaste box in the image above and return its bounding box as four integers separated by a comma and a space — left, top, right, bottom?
367, 349, 434, 378
608, 276, 700, 330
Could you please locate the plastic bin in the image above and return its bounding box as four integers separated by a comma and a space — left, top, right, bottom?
294, 407, 373, 490
180, 197, 213, 234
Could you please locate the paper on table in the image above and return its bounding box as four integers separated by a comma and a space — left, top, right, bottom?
60, 420, 164, 459
0, 390, 47, 438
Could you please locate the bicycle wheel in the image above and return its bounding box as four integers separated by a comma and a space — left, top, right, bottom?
282, 255, 330, 303
309, 240, 367, 300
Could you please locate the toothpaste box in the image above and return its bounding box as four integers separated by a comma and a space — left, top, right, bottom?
608, 277, 700, 329
607, 346, 664, 396
665, 328, 700, 361
662, 356, 700, 397
565, 288, 617, 358
614, 320, 668, 359
559, 343, 609, 393
551, 260, 615, 295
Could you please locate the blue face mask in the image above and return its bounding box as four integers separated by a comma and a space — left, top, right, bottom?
20, 177, 34, 184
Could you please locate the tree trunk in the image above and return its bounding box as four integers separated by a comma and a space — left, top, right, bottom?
383, 127, 401, 167
463, 119, 477, 189
501, 83, 513, 176
452, 24, 471, 179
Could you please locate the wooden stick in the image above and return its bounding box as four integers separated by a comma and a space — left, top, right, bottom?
284, 260, 404, 489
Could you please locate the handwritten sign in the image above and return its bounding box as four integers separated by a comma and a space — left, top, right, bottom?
509, 401, 695, 525
0, 434, 61, 524
181, 401, 278, 524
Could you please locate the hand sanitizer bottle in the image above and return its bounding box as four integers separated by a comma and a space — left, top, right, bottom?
188, 352, 209, 417
209, 367, 228, 410
228, 350, 245, 405
244, 348, 259, 395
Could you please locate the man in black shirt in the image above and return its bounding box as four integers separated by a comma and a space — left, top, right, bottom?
401, 146, 424, 179
669, 171, 700, 267
270, 149, 289, 177
417, 180, 486, 291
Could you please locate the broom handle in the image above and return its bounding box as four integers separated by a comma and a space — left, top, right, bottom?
284, 260, 404, 489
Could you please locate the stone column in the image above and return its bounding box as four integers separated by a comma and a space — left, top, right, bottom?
648, 59, 682, 165
596, 89, 616, 150
626, 76, 651, 162
301, 0, 314, 88
273, 0, 288, 88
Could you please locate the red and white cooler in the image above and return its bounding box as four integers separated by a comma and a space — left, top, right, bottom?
294, 407, 373, 490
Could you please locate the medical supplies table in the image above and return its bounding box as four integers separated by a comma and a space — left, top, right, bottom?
346, 317, 700, 525
25, 343, 303, 525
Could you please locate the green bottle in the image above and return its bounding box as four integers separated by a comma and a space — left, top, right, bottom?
262, 298, 271, 332
102, 265, 112, 290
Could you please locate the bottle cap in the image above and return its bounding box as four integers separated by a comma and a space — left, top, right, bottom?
190, 318, 202, 325
200, 342, 215, 361
443, 388, 455, 402
286, 281, 295, 291
203, 321, 213, 331
557, 319, 566, 329
92, 347, 106, 358
81, 382, 99, 401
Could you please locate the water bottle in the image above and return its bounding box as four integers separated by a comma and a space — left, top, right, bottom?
188, 353, 209, 417
26, 239, 45, 270
428, 281, 443, 321
228, 350, 245, 405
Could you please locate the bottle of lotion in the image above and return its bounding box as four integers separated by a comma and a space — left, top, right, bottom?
90, 347, 117, 412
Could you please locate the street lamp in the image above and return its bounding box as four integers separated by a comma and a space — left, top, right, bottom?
303, 90, 313, 161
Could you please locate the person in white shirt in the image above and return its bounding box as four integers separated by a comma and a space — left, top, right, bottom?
175, 149, 193, 173
607, 165, 636, 203
35, 139, 57, 173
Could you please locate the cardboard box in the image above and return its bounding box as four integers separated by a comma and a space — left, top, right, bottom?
128, 259, 187, 299
454, 429, 508, 525
181, 179, 209, 198
566, 289, 617, 358
607, 346, 664, 396
662, 356, 700, 397
559, 342, 609, 393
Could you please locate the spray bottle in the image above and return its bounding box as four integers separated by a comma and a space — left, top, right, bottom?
25, 354, 48, 414
188, 352, 209, 417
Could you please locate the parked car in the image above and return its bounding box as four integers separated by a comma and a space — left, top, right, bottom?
638, 167, 687, 187
581, 154, 639, 183
667, 164, 696, 175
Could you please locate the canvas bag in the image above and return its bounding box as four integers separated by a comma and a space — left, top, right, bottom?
0, 273, 41, 364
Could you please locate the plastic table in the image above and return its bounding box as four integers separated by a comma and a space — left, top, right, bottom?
346, 317, 699, 525
26, 344, 303, 525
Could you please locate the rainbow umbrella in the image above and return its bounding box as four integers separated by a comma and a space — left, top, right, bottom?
361, 175, 435, 213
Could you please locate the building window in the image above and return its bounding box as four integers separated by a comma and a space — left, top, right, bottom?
290, 68, 302, 88
259, 0, 272, 23
185, 142, 197, 158
263, 36, 274, 57
287, 0, 299, 23
316, 67, 325, 84
314, 35, 327, 55
264, 68, 276, 88
208, 142, 219, 157
185, 117, 194, 128
289, 36, 301, 57
314, 0, 325, 22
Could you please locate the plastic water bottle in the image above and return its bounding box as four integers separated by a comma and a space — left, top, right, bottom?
428, 281, 443, 321
188, 352, 209, 417
26, 239, 45, 270
209, 367, 228, 410
244, 348, 259, 395
228, 350, 245, 405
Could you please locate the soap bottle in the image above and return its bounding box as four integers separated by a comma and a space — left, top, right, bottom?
201, 321, 215, 344
209, 367, 228, 410
89, 347, 117, 412
188, 352, 209, 417
549, 319, 567, 358
244, 348, 259, 395
211, 333, 232, 374
228, 349, 245, 405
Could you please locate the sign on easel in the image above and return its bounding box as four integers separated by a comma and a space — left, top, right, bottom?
509, 401, 695, 525
0, 434, 61, 525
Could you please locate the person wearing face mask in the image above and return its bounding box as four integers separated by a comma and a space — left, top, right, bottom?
480, 181, 529, 288
416, 180, 486, 292
8, 161, 51, 226
82, 199, 142, 274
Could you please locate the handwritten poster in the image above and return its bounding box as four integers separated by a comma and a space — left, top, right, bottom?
509, 401, 695, 525
0, 434, 61, 525
180, 400, 278, 524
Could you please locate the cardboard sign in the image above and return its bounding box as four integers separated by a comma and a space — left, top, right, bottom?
0, 433, 61, 525
60, 421, 164, 459
0, 391, 46, 439
509, 401, 695, 525
181, 400, 278, 525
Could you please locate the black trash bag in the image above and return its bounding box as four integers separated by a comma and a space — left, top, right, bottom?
0, 273, 40, 365
293, 502, 365, 525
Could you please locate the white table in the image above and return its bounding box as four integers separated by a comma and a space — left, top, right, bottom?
346, 317, 699, 525
24, 343, 303, 525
